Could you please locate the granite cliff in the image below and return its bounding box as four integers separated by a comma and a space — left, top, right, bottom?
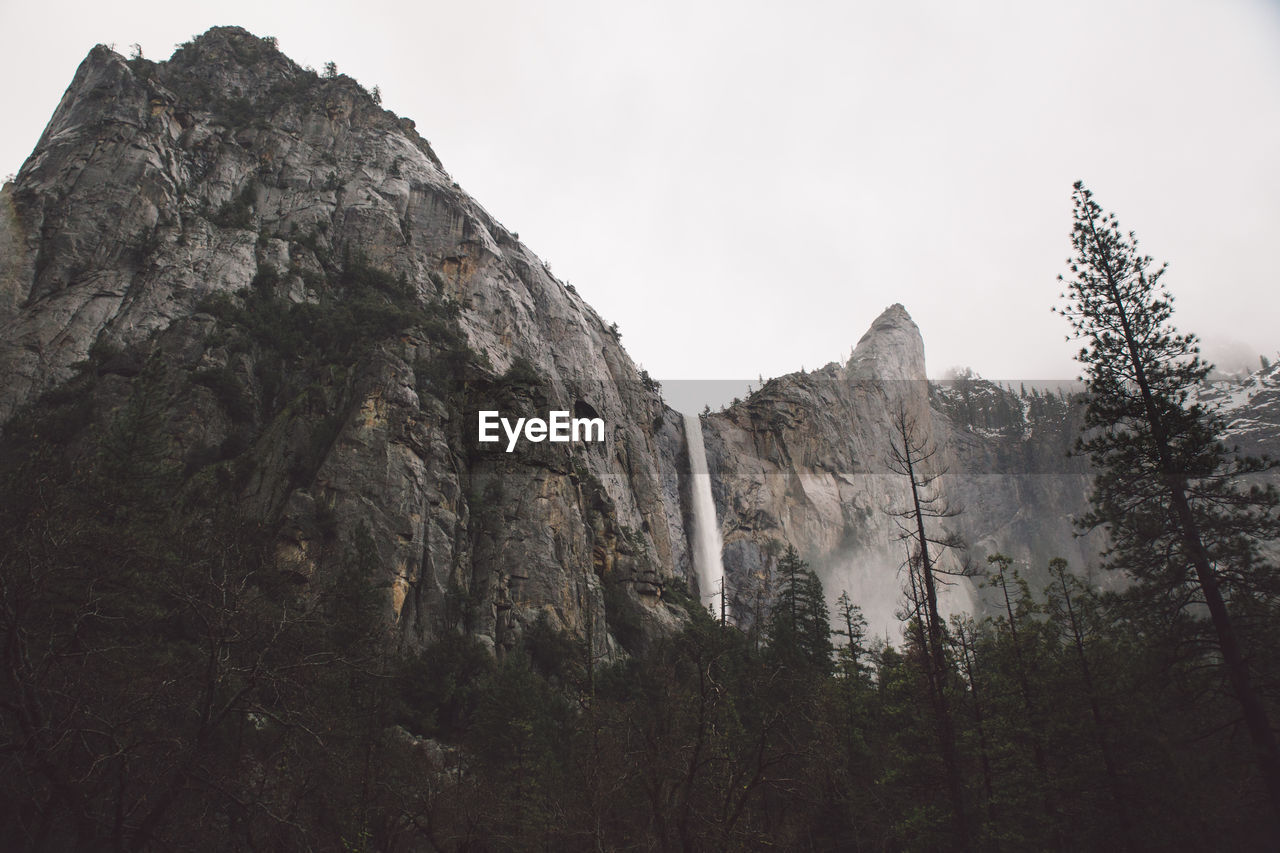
0, 27, 692, 656
8, 27, 1280, 853
3, 27, 1278, 652
703, 306, 1280, 636
701, 304, 958, 635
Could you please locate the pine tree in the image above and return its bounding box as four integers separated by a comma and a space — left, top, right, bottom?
1056, 180, 1280, 824
986, 554, 1060, 844
767, 546, 832, 674
951, 616, 998, 835
833, 591, 869, 678
1044, 557, 1135, 850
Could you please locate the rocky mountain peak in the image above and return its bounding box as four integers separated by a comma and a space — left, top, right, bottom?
175, 25, 281, 56
0, 26, 692, 656
845, 302, 926, 382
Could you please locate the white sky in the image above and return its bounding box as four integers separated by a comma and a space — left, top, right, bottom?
3, 0, 1278, 384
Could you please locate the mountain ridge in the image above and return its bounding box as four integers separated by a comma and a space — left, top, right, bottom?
0, 26, 693, 656
4, 26, 1279, 651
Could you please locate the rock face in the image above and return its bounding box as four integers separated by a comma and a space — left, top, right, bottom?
703, 304, 977, 637
703, 306, 1280, 639
929, 374, 1102, 607
0, 28, 692, 655
4, 27, 1277, 652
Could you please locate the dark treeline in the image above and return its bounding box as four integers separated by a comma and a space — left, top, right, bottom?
3, 183, 1279, 849
2, 383, 1277, 851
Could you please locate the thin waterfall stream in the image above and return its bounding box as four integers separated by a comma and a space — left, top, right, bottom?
684, 412, 725, 620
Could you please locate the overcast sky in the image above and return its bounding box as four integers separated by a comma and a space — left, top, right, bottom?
3, 0, 1278, 386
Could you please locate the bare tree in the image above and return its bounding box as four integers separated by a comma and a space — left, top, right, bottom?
887, 405, 971, 850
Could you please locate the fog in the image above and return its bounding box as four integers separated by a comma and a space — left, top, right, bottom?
3, 1, 1278, 390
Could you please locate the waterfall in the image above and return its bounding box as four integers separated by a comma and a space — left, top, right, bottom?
684, 413, 725, 620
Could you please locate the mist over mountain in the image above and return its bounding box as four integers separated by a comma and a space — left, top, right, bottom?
3, 27, 1279, 850
5, 21, 1280, 653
